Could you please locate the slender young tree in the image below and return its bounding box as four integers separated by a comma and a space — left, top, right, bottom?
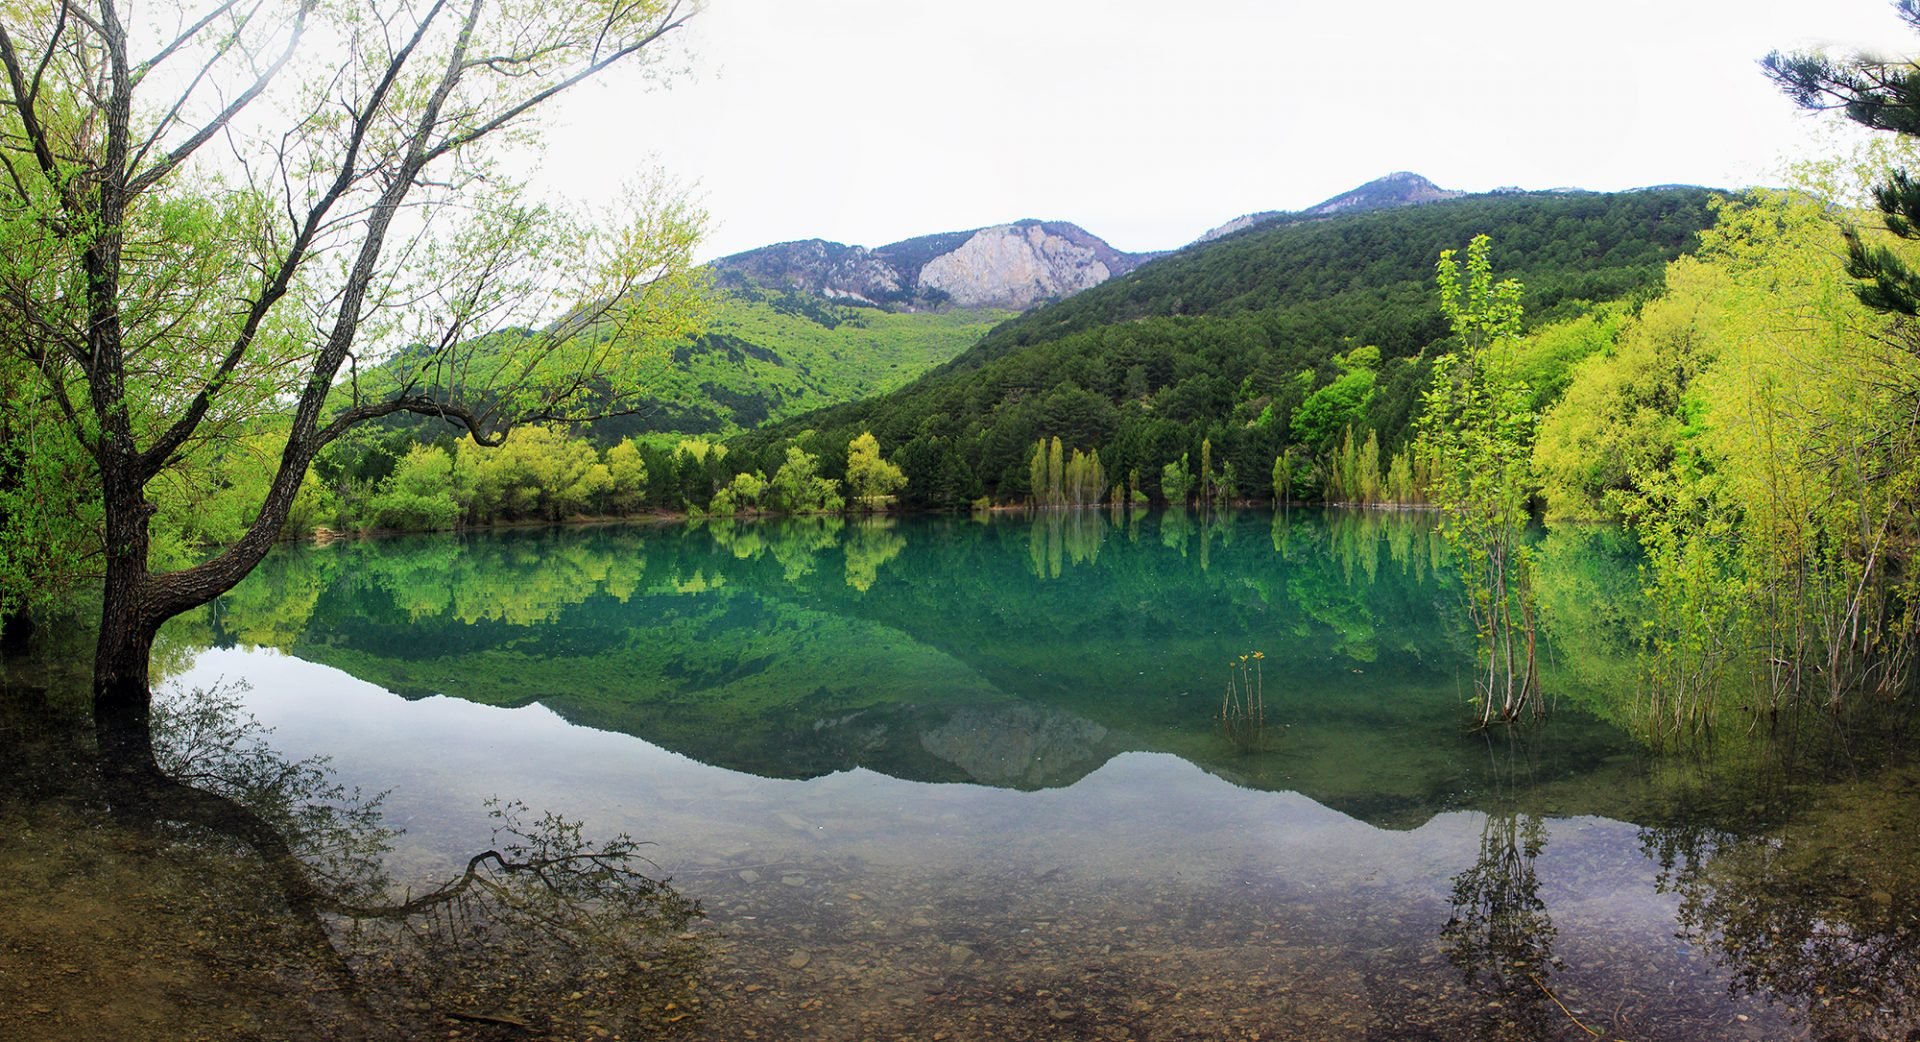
0, 0, 704, 781
1419, 235, 1542, 725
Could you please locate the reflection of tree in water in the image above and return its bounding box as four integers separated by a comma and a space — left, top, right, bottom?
1645, 765, 1920, 1041
1027, 508, 1107, 579
1162, 505, 1194, 556
843, 516, 907, 592
55, 681, 709, 1038
1442, 811, 1566, 1041
766, 516, 844, 582
1199, 507, 1234, 572
1146, 506, 1242, 572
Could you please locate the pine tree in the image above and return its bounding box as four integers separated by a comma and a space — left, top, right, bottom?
1767, 3, 1920, 315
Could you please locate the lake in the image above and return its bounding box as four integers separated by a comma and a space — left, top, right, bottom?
4, 509, 1917, 1041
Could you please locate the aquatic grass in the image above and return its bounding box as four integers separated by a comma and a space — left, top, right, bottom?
1219, 651, 1266, 753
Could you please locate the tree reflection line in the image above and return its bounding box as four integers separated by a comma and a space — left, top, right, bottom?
88, 681, 711, 1037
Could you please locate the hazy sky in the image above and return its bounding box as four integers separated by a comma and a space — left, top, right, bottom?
536, 0, 1919, 261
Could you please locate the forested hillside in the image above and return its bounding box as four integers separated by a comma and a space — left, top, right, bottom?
112, 187, 1721, 553
730, 188, 1719, 508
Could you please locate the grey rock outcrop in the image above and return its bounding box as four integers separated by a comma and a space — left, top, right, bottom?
918, 702, 1114, 788
709, 220, 1154, 313
918, 223, 1123, 309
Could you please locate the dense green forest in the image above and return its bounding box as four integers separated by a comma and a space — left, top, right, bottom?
141, 188, 1717, 548
629, 289, 1012, 435
728, 189, 1717, 509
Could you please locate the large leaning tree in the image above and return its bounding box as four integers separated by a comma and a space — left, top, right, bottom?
0, 0, 705, 780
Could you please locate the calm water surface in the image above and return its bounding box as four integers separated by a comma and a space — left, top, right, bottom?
6, 509, 1917, 1041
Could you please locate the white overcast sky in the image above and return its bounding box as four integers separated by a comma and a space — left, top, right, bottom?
534, 0, 1920, 261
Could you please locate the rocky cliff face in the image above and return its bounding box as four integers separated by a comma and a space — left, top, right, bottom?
710, 220, 1154, 313
710, 173, 1470, 313
708, 238, 910, 307
918, 222, 1129, 309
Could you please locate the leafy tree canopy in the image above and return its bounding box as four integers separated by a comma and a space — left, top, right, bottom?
0, 0, 705, 774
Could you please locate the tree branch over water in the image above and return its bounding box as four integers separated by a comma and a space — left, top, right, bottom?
139, 682, 708, 1033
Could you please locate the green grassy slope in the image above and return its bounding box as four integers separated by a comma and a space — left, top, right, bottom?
595, 290, 1014, 439
366, 288, 1011, 443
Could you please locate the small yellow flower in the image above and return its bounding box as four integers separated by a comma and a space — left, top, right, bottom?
1253, 651, 1265, 660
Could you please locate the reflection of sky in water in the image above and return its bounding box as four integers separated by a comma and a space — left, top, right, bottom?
177, 645, 1720, 1015
144, 515, 1919, 1039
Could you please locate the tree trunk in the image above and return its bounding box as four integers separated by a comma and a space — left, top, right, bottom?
93, 459, 161, 789
94, 616, 159, 787
0, 608, 30, 654
0, 410, 31, 654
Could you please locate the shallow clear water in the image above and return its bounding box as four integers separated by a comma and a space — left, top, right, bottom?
6, 509, 1918, 1041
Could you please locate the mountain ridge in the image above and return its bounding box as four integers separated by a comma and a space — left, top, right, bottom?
707, 173, 1496, 317
729, 185, 1723, 509
1196, 171, 1468, 244
709, 219, 1161, 312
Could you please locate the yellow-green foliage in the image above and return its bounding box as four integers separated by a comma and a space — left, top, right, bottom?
846, 432, 908, 510
767, 446, 844, 515
1320, 428, 1428, 508
455, 425, 612, 524
1063, 447, 1107, 507
1200, 438, 1214, 503
1028, 436, 1107, 508
1542, 188, 1920, 721
1384, 448, 1426, 506
674, 437, 725, 465
606, 439, 649, 513
709, 469, 769, 516
1534, 261, 1736, 520
364, 445, 462, 532
1325, 427, 1383, 504
1161, 452, 1195, 505
630, 294, 1013, 433
1418, 234, 1542, 724
1508, 307, 1630, 412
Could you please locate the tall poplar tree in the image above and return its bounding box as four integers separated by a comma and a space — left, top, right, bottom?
1418, 235, 1541, 726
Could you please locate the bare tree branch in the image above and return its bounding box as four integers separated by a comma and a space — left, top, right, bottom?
138, 0, 452, 481
424, 1, 689, 162
125, 0, 315, 195
130, 0, 247, 85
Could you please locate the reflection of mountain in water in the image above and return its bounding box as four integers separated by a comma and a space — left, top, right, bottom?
186, 510, 1658, 825
919, 703, 1114, 788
